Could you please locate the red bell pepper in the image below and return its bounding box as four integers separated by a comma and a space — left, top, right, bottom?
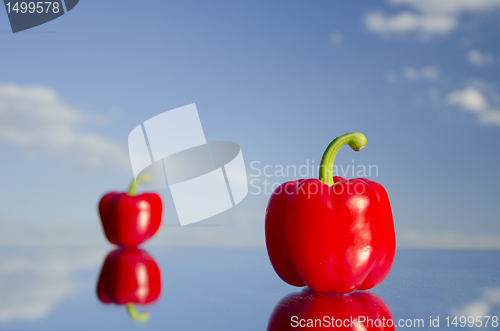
96, 248, 162, 321
267, 289, 395, 330
99, 175, 162, 248
265, 133, 395, 294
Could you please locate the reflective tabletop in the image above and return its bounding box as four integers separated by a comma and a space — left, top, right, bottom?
0, 247, 498, 330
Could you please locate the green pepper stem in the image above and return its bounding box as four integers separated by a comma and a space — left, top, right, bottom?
127, 174, 151, 196
126, 303, 149, 322
319, 132, 367, 187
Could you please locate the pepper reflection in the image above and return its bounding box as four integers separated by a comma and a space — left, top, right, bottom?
96, 248, 161, 322
267, 289, 395, 330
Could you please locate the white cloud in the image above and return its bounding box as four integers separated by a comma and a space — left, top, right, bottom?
364, 11, 457, 37
0, 83, 129, 171
0, 220, 107, 246
467, 49, 494, 66
398, 229, 500, 249
330, 31, 343, 46
385, 71, 399, 83
365, 0, 500, 38
478, 110, 500, 125
403, 66, 419, 80
447, 86, 500, 125
386, 66, 440, 83
389, 0, 500, 14
420, 66, 440, 80
0, 248, 104, 321
448, 87, 488, 112
452, 288, 500, 317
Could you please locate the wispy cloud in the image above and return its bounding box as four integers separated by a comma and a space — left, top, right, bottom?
452, 288, 500, 317
448, 87, 488, 111
398, 229, 500, 249
329, 31, 343, 46
467, 49, 494, 66
0, 83, 130, 171
389, 0, 500, 14
0, 220, 107, 246
386, 66, 440, 83
364, 0, 500, 39
447, 85, 500, 126
0, 248, 103, 321
365, 11, 457, 38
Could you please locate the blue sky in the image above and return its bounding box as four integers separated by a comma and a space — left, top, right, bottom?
0, 0, 499, 248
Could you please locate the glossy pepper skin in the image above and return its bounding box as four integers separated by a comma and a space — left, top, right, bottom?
267, 289, 395, 330
99, 176, 162, 248
265, 133, 395, 294
96, 248, 162, 321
